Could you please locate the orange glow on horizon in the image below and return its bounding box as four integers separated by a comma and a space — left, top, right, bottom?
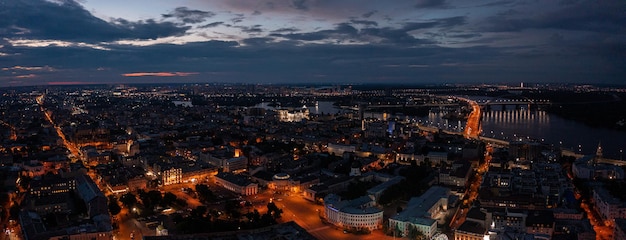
122, 72, 199, 77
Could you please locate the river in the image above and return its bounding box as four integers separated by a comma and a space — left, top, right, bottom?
254, 100, 626, 159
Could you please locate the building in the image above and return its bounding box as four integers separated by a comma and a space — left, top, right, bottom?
276, 107, 309, 122
455, 220, 486, 240
214, 172, 258, 196
366, 176, 404, 202
323, 194, 383, 231
158, 165, 182, 186
29, 174, 76, 197
525, 211, 554, 239
592, 185, 626, 223
572, 155, 624, 180
438, 161, 472, 187
491, 208, 527, 232
327, 143, 356, 156
389, 186, 450, 239
223, 156, 248, 173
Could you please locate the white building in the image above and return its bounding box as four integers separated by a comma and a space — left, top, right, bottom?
389, 186, 450, 239
592, 186, 626, 223
324, 194, 383, 231
215, 172, 258, 196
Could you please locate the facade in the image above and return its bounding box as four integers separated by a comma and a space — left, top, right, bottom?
438, 162, 472, 187
389, 186, 450, 239
572, 155, 624, 180
525, 211, 554, 239
29, 174, 77, 197
592, 186, 626, 223
327, 143, 356, 156
454, 221, 486, 240
31, 194, 70, 215
223, 156, 248, 173
215, 172, 258, 196
276, 107, 309, 122
161, 166, 182, 186
323, 194, 383, 231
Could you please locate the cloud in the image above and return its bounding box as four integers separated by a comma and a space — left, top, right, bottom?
234, 25, 264, 34
291, 0, 308, 10
362, 10, 377, 18
484, 1, 626, 33
350, 19, 378, 27
271, 27, 300, 33
2, 65, 56, 71
162, 7, 216, 24
199, 21, 224, 28
122, 72, 199, 77
15, 74, 37, 79
0, 0, 190, 43
415, 0, 447, 8
270, 23, 358, 41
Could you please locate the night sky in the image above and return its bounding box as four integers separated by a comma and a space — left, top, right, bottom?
0, 0, 624, 87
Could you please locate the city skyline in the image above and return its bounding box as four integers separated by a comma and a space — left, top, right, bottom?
0, 0, 625, 87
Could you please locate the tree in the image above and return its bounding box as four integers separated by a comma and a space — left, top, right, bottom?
195, 184, 216, 202
407, 224, 418, 239
162, 192, 177, 207
119, 192, 137, 208
147, 190, 163, 206
108, 196, 122, 216
266, 201, 283, 219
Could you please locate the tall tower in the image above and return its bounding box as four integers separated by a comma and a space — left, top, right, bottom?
594, 141, 603, 166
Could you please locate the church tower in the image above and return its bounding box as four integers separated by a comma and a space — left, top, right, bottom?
594, 142, 603, 165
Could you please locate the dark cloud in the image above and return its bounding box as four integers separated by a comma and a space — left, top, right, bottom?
448, 33, 482, 39
271, 27, 300, 33
199, 22, 224, 28
269, 17, 464, 46
235, 25, 264, 34
252, 10, 262, 15
270, 23, 358, 41
485, 1, 626, 33
162, 7, 216, 24
362, 10, 377, 18
475, 1, 514, 7
231, 15, 245, 24
291, 0, 308, 10
350, 20, 378, 27
0, 0, 189, 43
415, 0, 447, 8
2, 35, 624, 86
241, 37, 275, 46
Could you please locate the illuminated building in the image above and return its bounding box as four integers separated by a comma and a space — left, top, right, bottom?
214, 172, 258, 196
154, 163, 182, 186
389, 186, 450, 238
592, 186, 626, 224
276, 107, 309, 122
29, 174, 76, 197
323, 194, 383, 231
269, 173, 290, 191
454, 221, 486, 240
